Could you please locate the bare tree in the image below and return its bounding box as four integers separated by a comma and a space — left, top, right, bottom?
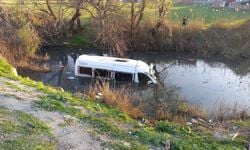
84, 0, 120, 26
151, 0, 172, 36
25, 0, 70, 42
129, 0, 146, 39
68, 0, 84, 33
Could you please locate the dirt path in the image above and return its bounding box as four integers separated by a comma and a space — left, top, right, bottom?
0, 77, 103, 150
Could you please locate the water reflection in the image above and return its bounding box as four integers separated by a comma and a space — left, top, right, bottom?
18, 49, 250, 112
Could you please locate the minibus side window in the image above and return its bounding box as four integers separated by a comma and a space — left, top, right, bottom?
94, 69, 110, 78
79, 67, 92, 75
115, 72, 133, 82
138, 73, 151, 84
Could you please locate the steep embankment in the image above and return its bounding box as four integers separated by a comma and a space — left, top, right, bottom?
0, 58, 248, 150
0, 77, 102, 149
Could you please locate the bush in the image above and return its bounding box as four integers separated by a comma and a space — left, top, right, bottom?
17, 23, 40, 55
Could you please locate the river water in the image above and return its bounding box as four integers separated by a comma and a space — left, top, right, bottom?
18, 48, 250, 113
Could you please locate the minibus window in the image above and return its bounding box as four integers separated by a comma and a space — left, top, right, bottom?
115, 72, 132, 82
138, 73, 151, 84
79, 67, 92, 75
94, 69, 110, 78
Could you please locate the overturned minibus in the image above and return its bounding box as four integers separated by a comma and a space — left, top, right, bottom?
74, 55, 157, 84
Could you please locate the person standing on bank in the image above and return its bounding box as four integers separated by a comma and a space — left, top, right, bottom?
182, 16, 187, 27
182, 16, 189, 27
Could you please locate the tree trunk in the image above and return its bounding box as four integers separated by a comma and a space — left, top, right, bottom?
46, 0, 57, 20
68, 0, 83, 33
68, 9, 81, 32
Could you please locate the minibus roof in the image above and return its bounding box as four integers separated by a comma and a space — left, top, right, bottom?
76, 55, 150, 73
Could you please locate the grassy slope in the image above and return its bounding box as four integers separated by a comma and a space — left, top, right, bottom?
0, 107, 56, 149
0, 59, 248, 149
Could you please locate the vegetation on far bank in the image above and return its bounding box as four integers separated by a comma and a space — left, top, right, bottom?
0, 1, 250, 70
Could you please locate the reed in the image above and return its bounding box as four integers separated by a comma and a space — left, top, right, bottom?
211, 100, 249, 122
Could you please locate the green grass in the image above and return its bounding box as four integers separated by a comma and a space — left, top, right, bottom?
3, 81, 29, 92
0, 58, 15, 76
168, 4, 250, 25
155, 121, 246, 150
233, 120, 250, 127
0, 107, 56, 150
121, 3, 250, 25
71, 26, 96, 47
71, 34, 89, 47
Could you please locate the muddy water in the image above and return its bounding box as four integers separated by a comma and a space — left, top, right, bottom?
18, 48, 250, 112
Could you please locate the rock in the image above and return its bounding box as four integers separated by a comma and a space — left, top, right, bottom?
186, 122, 192, 125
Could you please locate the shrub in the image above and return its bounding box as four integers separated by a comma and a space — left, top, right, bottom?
87, 81, 144, 119
17, 23, 40, 55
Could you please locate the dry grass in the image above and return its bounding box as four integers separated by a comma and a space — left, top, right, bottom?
211, 100, 249, 122
154, 100, 206, 123
87, 81, 144, 119
87, 81, 209, 123
85, 80, 248, 124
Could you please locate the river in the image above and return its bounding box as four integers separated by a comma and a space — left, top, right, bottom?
18, 47, 250, 113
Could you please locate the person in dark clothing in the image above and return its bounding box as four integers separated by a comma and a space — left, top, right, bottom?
182, 16, 188, 27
